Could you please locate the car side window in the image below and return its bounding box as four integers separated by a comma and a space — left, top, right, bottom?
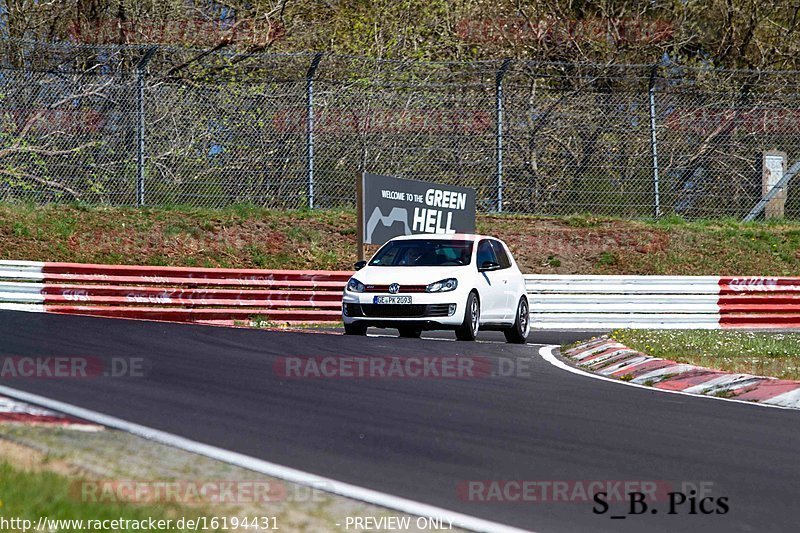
476, 240, 498, 269
490, 240, 511, 269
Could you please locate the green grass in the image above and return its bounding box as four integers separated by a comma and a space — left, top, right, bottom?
611, 329, 800, 380
596, 251, 617, 267
0, 462, 219, 532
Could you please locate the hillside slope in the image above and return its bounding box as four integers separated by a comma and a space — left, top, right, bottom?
1, 205, 798, 275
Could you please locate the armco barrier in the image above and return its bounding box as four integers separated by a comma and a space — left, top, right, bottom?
719, 276, 800, 328
2, 262, 799, 329
525, 275, 721, 329
0, 260, 350, 325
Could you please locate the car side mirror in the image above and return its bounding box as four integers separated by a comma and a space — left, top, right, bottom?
479, 260, 500, 272
354, 260, 367, 271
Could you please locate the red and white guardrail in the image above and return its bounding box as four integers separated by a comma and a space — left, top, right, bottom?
527, 275, 800, 329
2, 262, 799, 328
0, 260, 349, 325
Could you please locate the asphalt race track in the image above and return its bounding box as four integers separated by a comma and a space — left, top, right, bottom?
1, 310, 800, 532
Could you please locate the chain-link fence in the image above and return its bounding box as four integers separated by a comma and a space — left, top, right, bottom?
2, 39, 800, 218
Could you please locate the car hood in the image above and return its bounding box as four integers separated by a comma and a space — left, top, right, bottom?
352, 265, 471, 286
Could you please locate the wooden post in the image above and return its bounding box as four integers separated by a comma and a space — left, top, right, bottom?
763, 150, 788, 219
356, 173, 365, 261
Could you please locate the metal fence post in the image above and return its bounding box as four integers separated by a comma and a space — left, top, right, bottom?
495, 59, 512, 213
135, 47, 157, 207
648, 66, 661, 218
306, 52, 324, 209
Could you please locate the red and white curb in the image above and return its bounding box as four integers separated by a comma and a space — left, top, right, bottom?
0, 394, 101, 431
563, 337, 800, 409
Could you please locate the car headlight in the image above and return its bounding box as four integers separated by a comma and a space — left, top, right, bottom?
426, 278, 458, 293
347, 278, 366, 293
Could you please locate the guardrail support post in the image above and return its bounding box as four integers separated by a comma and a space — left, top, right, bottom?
306, 52, 324, 210
135, 47, 157, 207
495, 59, 512, 213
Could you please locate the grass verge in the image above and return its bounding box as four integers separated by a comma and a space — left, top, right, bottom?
0, 424, 449, 533
0, 461, 218, 532
611, 329, 800, 381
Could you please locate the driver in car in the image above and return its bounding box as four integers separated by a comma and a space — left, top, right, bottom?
399, 247, 423, 265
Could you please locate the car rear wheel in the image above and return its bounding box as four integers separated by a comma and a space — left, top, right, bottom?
504, 297, 530, 344
455, 292, 480, 341
398, 326, 422, 338
344, 322, 367, 335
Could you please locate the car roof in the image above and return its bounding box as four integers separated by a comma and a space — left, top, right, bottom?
388, 233, 497, 242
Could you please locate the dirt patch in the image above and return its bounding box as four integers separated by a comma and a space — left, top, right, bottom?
0, 431, 78, 476
481, 216, 672, 274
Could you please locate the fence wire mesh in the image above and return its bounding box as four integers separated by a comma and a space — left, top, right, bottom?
2, 39, 800, 218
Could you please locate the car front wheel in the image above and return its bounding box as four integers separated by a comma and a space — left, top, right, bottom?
455, 292, 480, 341
504, 297, 530, 344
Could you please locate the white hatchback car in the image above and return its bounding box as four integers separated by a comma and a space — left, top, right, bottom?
342, 234, 529, 342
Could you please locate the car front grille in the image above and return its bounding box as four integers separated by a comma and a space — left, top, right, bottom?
345, 303, 452, 318
362, 285, 427, 293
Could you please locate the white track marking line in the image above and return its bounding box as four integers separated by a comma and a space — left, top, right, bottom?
0, 384, 532, 533
538, 345, 800, 412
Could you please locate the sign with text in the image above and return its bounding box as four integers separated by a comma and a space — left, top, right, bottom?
361, 173, 476, 245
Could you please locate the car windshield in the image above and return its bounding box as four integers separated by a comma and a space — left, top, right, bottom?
369, 239, 473, 267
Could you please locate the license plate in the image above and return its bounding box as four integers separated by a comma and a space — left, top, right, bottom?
373, 296, 412, 305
